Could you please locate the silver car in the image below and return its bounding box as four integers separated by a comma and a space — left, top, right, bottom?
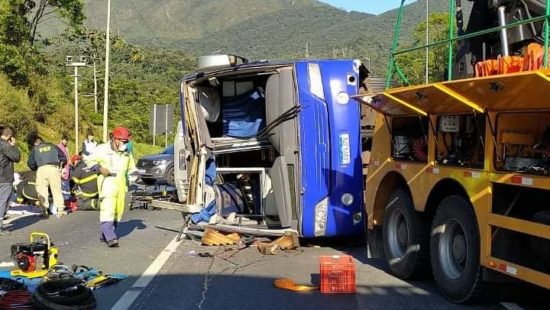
136, 145, 174, 185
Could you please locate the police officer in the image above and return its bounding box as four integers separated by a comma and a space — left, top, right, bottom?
86, 127, 137, 247
28, 137, 67, 218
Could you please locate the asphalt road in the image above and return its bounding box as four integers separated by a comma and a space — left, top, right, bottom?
0, 204, 548, 310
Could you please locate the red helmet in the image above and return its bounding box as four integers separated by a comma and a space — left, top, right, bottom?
112, 127, 130, 141
70, 154, 81, 165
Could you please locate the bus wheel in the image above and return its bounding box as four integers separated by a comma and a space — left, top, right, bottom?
430, 195, 484, 303
382, 189, 430, 279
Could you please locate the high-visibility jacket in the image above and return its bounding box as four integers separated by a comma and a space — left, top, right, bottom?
85, 143, 136, 222
71, 161, 98, 198
15, 171, 38, 203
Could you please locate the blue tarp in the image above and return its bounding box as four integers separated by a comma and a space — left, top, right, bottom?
222, 88, 266, 138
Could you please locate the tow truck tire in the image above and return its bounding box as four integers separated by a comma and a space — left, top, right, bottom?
430, 195, 484, 303
382, 188, 430, 279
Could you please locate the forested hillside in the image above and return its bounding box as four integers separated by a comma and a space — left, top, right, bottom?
39, 0, 467, 76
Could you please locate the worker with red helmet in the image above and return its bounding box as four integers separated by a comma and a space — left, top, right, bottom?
85, 126, 137, 247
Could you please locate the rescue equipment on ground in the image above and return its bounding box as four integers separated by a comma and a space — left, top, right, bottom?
10, 233, 58, 278
29, 278, 96, 310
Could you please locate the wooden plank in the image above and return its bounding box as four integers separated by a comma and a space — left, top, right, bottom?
151, 200, 203, 213
207, 224, 298, 237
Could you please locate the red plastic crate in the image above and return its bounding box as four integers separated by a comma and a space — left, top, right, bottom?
319, 255, 356, 294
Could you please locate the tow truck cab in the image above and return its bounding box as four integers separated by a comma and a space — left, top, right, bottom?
174, 55, 364, 238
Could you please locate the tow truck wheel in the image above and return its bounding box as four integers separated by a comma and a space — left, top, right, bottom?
430, 195, 484, 303
382, 189, 430, 279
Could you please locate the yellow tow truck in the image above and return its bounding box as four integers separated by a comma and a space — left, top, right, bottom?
355, 0, 550, 303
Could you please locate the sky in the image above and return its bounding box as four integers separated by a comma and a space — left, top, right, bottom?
318, 0, 414, 15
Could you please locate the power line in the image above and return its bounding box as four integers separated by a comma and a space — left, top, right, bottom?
127, 0, 167, 47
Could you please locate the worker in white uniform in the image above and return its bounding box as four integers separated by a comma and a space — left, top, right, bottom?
86, 127, 137, 247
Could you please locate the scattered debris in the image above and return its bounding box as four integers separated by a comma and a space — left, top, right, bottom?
257, 233, 299, 255
273, 278, 317, 292
201, 229, 241, 246
207, 224, 298, 237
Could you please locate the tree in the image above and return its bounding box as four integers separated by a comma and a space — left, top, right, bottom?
395, 12, 454, 85
0, 0, 35, 85
27, 0, 85, 46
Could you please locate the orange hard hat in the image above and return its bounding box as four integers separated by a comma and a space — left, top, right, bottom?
112, 127, 130, 141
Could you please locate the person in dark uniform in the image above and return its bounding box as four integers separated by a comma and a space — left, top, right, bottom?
15, 170, 39, 205
70, 155, 99, 210
0, 127, 20, 236
28, 137, 67, 218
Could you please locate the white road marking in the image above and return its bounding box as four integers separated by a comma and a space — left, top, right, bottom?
500, 302, 525, 310
111, 235, 181, 310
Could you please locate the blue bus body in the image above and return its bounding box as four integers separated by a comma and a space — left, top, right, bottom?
176, 57, 364, 238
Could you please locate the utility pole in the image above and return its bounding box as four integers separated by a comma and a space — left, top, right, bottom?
103, 0, 112, 143
65, 56, 88, 154
425, 0, 430, 84
93, 60, 98, 113
165, 105, 168, 147
305, 42, 309, 58
152, 104, 157, 146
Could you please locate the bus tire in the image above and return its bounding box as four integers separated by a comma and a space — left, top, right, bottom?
430, 195, 484, 303
382, 188, 430, 279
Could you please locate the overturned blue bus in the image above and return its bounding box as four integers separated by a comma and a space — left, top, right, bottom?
171, 55, 364, 238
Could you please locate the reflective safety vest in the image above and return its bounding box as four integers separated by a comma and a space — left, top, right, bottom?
71, 162, 99, 198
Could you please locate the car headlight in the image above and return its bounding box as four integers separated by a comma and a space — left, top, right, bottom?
314, 197, 329, 237
152, 159, 167, 165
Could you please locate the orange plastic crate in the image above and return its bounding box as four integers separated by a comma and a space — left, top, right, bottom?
319, 255, 356, 294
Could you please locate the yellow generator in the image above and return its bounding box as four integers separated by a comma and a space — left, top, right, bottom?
10, 232, 58, 278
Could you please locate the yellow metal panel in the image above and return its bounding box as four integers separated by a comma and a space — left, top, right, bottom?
352, 94, 417, 116
484, 257, 550, 289
489, 214, 550, 239
388, 84, 483, 114
490, 172, 550, 191
384, 92, 428, 116
444, 69, 550, 112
